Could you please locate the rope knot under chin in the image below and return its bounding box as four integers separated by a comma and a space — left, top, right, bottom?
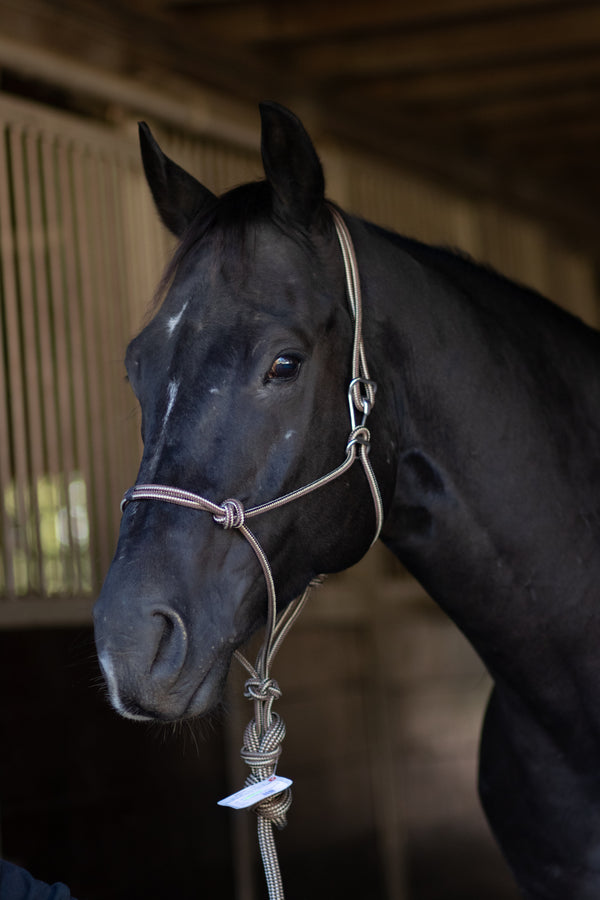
244, 676, 282, 703
214, 498, 246, 529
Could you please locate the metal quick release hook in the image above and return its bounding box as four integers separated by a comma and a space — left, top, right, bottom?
348, 376, 377, 430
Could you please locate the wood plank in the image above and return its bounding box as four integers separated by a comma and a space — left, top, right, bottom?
0, 595, 93, 628
55, 139, 94, 593
287, 5, 600, 82
70, 146, 109, 591
24, 128, 60, 596
0, 125, 20, 599
7, 126, 43, 594
340, 85, 600, 143
42, 134, 79, 593
86, 152, 122, 577
143, 0, 562, 44
0, 0, 274, 107
485, 112, 600, 147
336, 51, 600, 107
318, 100, 600, 254
455, 86, 600, 128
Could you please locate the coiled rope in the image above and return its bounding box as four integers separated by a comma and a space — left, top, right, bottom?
232, 576, 320, 900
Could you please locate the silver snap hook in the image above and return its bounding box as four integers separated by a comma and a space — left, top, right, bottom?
348, 377, 377, 430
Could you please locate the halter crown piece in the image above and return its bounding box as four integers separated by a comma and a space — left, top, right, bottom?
119, 205, 383, 900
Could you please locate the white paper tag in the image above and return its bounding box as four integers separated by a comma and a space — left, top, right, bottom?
218, 775, 292, 810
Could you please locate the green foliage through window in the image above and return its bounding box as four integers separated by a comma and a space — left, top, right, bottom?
1, 472, 91, 597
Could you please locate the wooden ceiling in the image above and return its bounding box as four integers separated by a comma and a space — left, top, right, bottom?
2, 0, 600, 253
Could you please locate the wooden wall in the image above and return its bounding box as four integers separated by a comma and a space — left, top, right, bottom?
0, 93, 259, 622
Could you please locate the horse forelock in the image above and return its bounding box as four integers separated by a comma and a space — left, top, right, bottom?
150, 179, 333, 316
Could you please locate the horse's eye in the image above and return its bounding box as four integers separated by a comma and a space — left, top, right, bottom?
266, 354, 302, 382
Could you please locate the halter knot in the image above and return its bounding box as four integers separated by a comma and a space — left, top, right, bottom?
251, 784, 293, 830
346, 426, 371, 453
240, 744, 283, 769
240, 712, 291, 829
214, 498, 246, 529
244, 675, 282, 703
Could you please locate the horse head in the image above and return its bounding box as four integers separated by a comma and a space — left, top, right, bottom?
94, 103, 391, 722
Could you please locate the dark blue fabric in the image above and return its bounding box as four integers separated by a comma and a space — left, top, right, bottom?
0, 860, 76, 899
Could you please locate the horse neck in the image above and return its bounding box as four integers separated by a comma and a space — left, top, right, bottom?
359, 219, 600, 691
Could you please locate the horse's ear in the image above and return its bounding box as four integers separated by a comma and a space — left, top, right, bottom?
138, 122, 216, 237
259, 102, 325, 228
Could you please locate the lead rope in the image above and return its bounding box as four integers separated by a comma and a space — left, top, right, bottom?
119, 207, 383, 900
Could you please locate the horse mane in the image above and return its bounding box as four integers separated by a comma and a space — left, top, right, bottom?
367, 220, 600, 350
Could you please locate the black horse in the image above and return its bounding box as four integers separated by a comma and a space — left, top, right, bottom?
94, 102, 600, 899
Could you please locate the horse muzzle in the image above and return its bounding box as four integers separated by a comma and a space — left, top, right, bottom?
94, 591, 233, 721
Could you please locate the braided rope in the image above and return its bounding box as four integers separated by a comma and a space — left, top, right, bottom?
234, 574, 318, 899
119, 207, 380, 900
214, 498, 246, 529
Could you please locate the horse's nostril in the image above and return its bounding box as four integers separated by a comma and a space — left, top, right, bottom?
150, 606, 188, 681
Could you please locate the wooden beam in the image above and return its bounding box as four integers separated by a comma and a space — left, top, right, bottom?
145, 0, 572, 44
320, 86, 600, 175
460, 84, 600, 124
0, 35, 260, 148
484, 116, 600, 161
0, 0, 276, 107
315, 102, 600, 253
333, 52, 600, 107
0, 597, 93, 629
285, 5, 600, 83
349, 85, 600, 136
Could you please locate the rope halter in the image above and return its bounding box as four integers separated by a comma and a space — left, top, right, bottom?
119, 205, 383, 900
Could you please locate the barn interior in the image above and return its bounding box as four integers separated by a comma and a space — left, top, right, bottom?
0, 2, 599, 898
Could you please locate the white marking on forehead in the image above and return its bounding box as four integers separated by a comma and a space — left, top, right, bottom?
138, 378, 181, 481
209, 387, 220, 395
284, 430, 295, 440
166, 300, 189, 337
145, 379, 179, 479
164, 378, 179, 425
